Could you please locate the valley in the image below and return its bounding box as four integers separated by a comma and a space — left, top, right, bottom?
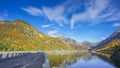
0, 20, 120, 68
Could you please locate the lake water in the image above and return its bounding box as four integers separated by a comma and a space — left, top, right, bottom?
0, 52, 119, 68
48, 52, 118, 68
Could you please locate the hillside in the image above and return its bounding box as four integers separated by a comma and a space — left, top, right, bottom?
93, 29, 120, 51
0, 20, 75, 51
54, 36, 87, 50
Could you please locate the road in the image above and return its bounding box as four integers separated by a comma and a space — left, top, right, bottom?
0, 52, 49, 68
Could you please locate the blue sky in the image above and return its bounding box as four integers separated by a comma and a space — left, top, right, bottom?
0, 0, 120, 42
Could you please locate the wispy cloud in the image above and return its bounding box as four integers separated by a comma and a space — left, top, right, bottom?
47, 30, 58, 36
21, 0, 84, 27
42, 6, 68, 26
22, 6, 68, 26
22, 6, 43, 16
106, 12, 120, 22
0, 11, 9, 21
70, 0, 110, 28
112, 23, 120, 27
70, 0, 120, 29
41, 24, 53, 28
22, 0, 120, 29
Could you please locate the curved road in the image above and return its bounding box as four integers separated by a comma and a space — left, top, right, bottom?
0, 53, 49, 68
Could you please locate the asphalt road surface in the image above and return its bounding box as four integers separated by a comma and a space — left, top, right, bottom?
0, 53, 47, 68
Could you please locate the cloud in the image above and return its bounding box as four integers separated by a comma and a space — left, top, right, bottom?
21, 1, 82, 28
47, 30, 58, 36
70, 0, 120, 29
62, 0, 84, 13
112, 23, 120, 27
0, 11, 9, 21
21, 0, 84, 27
22, 6, 68, 26
22, 6, 43, 16
22, 0, 120, 29
70, 0, 110, 28
106, 12, 120, 22
41, 24, 53, 28
42, 6, 68, 26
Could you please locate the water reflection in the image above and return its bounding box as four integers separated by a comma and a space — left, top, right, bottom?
48, 52, 117, 68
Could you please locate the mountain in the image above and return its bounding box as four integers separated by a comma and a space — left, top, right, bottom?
0, 20, 75, 51
54, 36, 87, 50
93, 29, 120, 51
81, 41, 98, 49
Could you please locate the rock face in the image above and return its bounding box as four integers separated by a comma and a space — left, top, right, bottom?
0, 52, 50, 68
54, 36, 88, 50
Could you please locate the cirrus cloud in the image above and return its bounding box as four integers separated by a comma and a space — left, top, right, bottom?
0, 11, 9, 21
22, 0, 120, 29
112, 23, 120, 27
22, 6, 43, 16
22, 6, 68, 26
70, 0, 110, 28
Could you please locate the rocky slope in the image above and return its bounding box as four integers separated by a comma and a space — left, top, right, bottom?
54, 36, 87, 51
93, 29, 120, 51
0, 20, 75, 51
81, 41, 98, 49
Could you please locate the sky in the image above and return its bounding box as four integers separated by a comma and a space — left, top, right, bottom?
0, 0, 120, 42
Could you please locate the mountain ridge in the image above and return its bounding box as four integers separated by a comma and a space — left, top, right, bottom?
54, 36, 88, 50
81, 41, 98, 49
93, 29, 120, 51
